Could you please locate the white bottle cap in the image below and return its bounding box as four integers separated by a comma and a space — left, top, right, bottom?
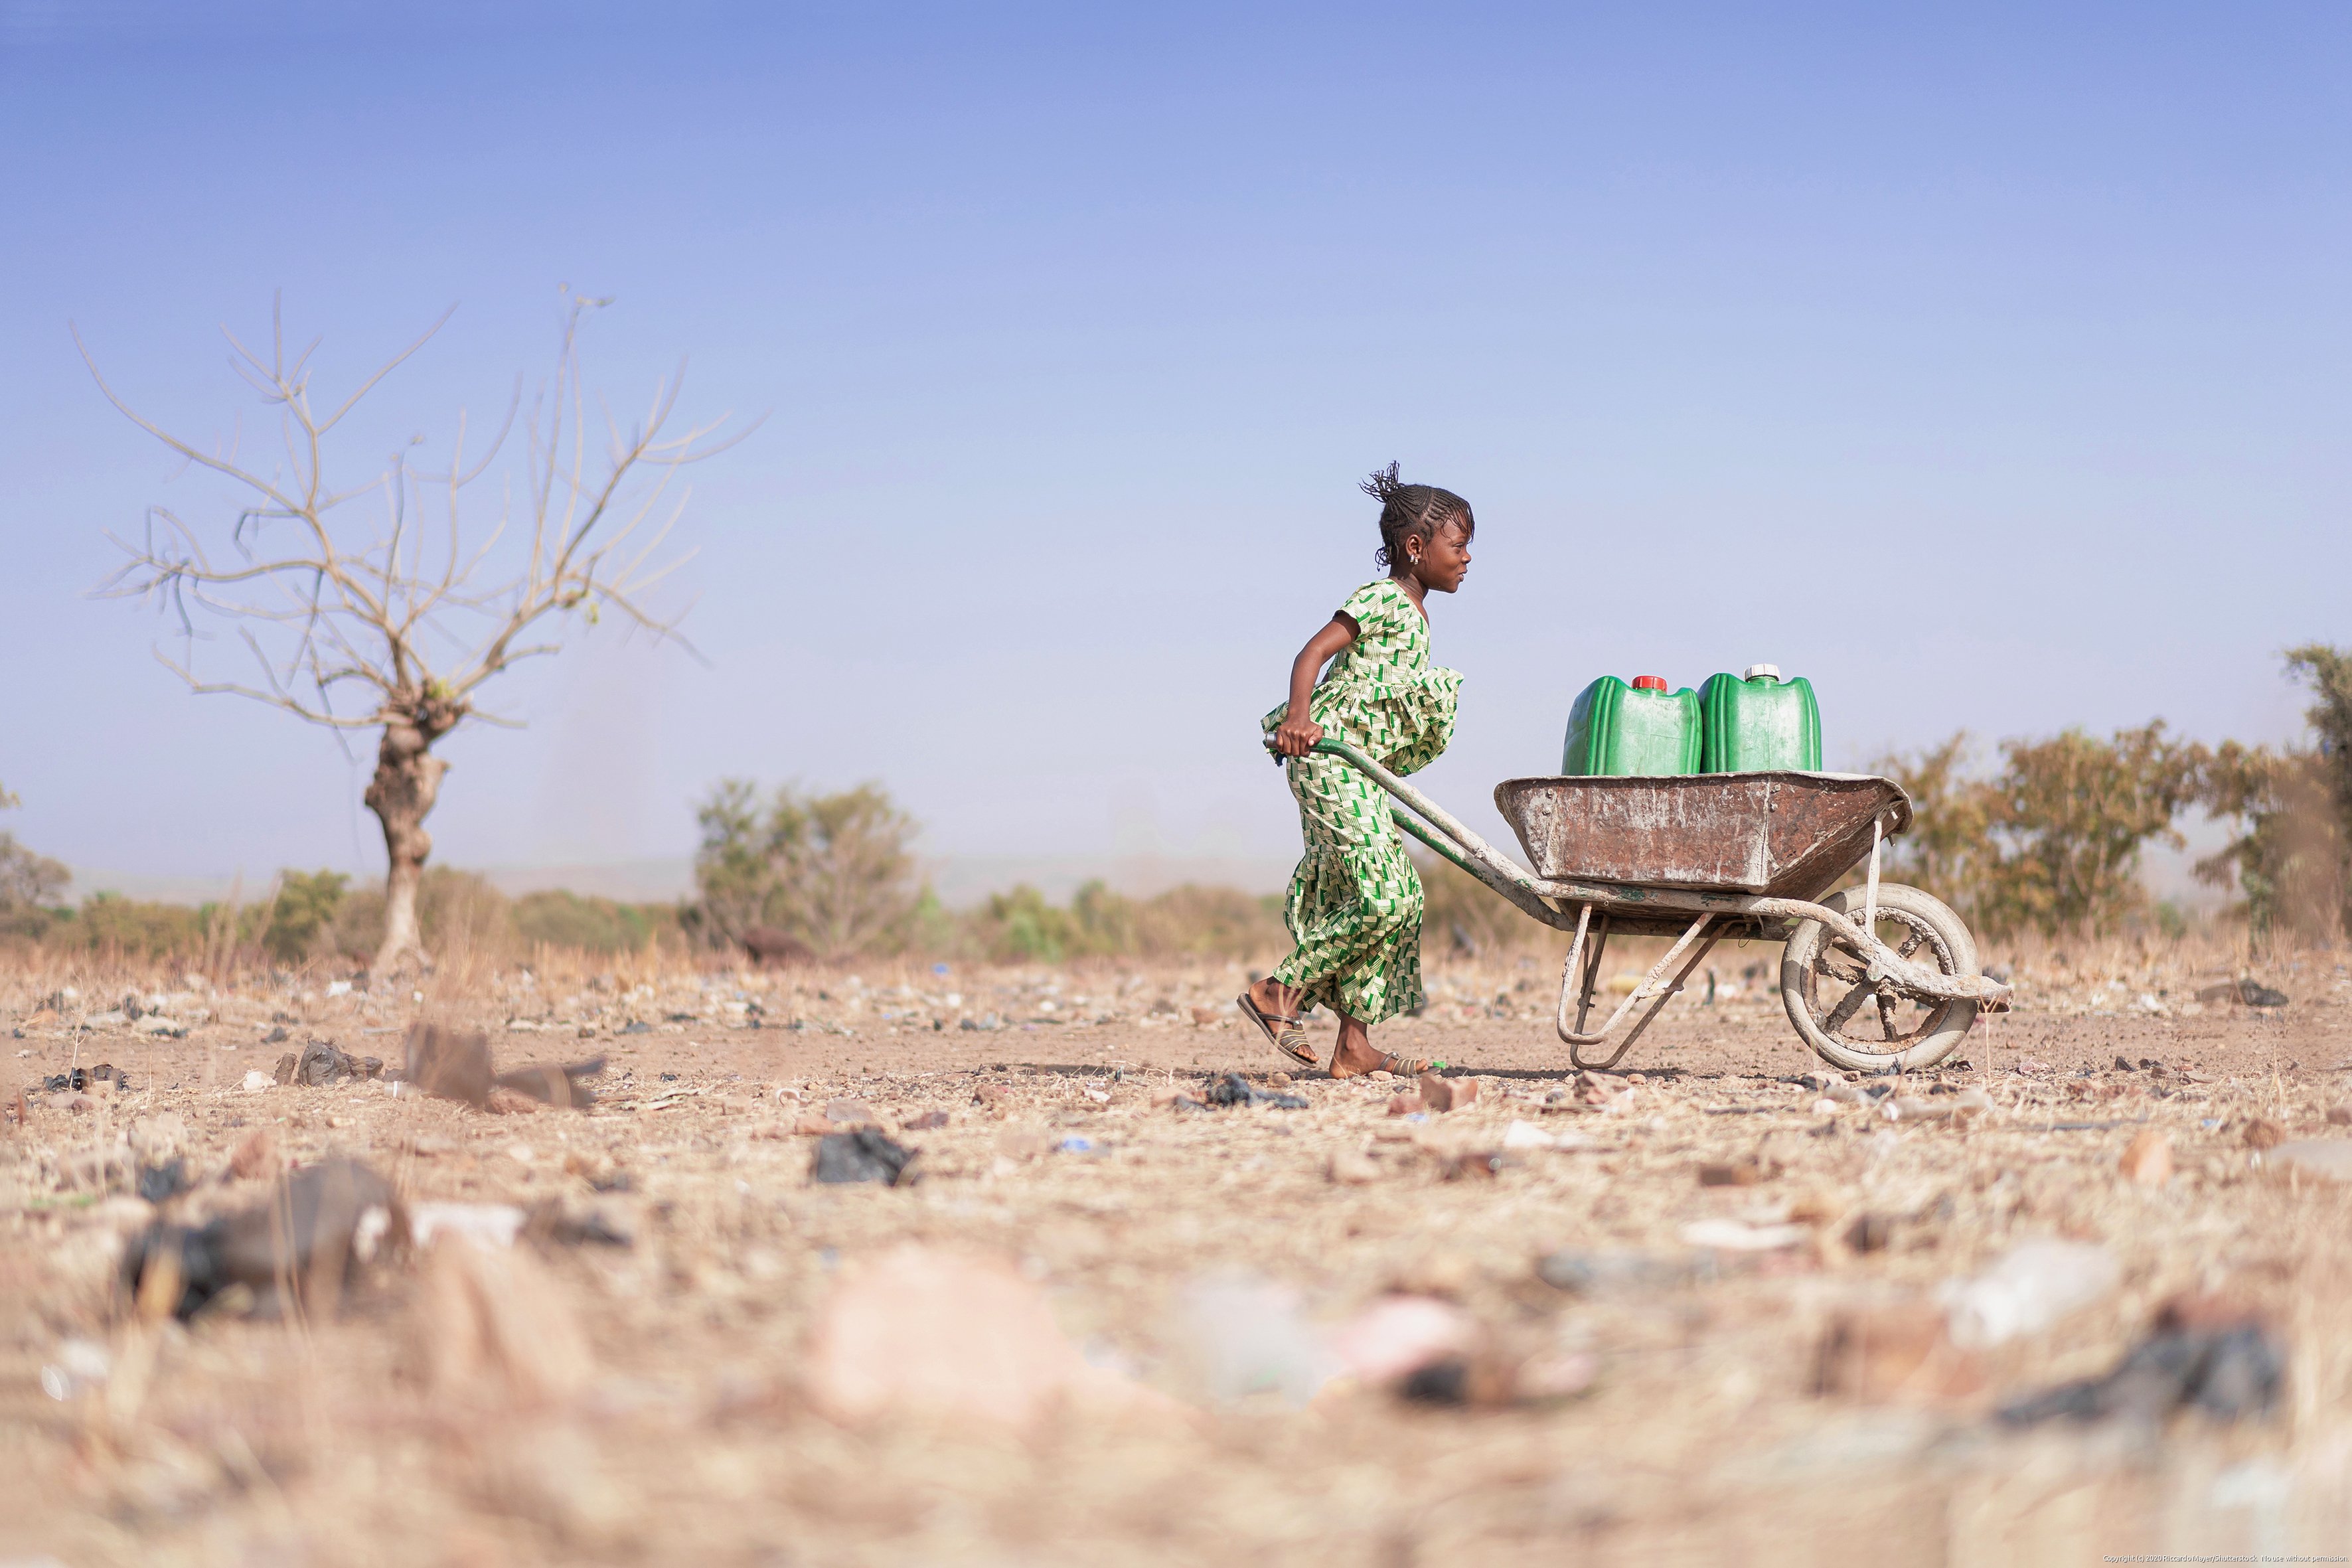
1743, 663, 1780, 682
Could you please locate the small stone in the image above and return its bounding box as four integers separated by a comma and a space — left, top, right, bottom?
2119, 1129, 2173, 1187
2328, 1107, 2352, 1127
901, 1109, 950, 1131
487, 1087, 544, 1115
1267, 1071, 1293, 1089
241, 1069, 273, 1093
793, 1115, 840, 1137
1188, 1006, 1219, 1027
2242, 1118, 2286, 1150
1326, 1150, 1379, 1185
2262, 1140, 2352, 1182
1419, 1073, 1480, 1113
1385, 1093, 1424, 1117
1697, 1156, 1778, 1187
228, 1127, 279, 1179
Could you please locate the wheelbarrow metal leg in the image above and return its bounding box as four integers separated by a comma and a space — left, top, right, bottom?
1573, 913, 1611, 1036
1561, 912, 1717, 1068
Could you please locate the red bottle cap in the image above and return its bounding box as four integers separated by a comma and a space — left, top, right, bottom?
1631, 675, 1668, 692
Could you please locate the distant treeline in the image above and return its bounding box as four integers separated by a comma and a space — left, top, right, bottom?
5, 645, 2345, 969
0, 861, 685, 967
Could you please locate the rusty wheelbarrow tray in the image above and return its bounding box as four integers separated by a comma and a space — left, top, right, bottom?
1287, 738, 2011, 1075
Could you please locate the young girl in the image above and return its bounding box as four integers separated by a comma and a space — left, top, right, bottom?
1238, 463, 1474, 1077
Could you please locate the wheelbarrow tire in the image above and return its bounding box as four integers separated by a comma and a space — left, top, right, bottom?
1780, 882, 1979, 1074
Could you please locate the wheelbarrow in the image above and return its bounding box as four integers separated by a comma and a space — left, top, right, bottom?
1284, 738, 2011, 1073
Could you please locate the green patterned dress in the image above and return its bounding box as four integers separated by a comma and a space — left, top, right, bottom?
1262, 578, 1463, 1024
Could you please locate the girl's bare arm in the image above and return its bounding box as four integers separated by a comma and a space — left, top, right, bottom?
1271, 614, 1359, 757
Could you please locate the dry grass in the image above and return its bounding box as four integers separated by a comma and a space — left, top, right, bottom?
4, 940, 2351, 1564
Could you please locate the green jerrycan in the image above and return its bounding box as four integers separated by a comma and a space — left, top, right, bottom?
1699, 665, 1822, 773
1562, 675, 1702, 776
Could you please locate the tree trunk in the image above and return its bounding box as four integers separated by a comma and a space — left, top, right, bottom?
364, 716, 450, 977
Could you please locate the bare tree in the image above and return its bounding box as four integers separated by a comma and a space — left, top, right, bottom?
85, 295, 745, 975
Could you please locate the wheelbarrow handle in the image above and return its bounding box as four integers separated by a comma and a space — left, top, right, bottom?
1263, 735, 1563, 924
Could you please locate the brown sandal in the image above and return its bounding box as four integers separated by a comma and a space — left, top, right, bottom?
1236, 994, 1317, 1068
1330, 1050, 1445, 1080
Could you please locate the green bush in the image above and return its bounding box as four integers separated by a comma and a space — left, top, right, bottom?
264, 869, 349, 962
511, 890, 680, 953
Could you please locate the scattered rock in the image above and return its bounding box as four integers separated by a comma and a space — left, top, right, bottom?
741, 925, 815, 969
994, 1126, 1054, 1161
1535, 1249, 1713, 1296
494, 1058, 604, 1109
2259, 1140, 2352, 1182
812, 1129, 918, 1186
1188, 1006, 1219, 1026
420, 1233, 595, 1405
1418, 1072, 1479, 1113
1697, 1155, 1780, 1187
2241, 1118, 2286, 1151
1331, 1294, 1477, 1385
1843, 1212, 1898, 1253
805, 1245, 1175, 1429
486, 1086, 545, 1115
1815, 1308, 1983, 1401
1326, 1150, 1379, 1184
2329, 1107, 2352, 1127
227, 1127, 279, 1180
406, 1024, 495, 1107
824, 1098, 880, 1128
2119, 1129, 2173, 1186
901, 1109, 951, 1131
276, 1039, 365, 1087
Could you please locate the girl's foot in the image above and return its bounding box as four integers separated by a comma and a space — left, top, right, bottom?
1327, 1015, 1442, 1079
1237, 991, 1316, 1067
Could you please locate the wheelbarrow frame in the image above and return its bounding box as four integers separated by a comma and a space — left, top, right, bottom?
1285, 737, 2012, 1071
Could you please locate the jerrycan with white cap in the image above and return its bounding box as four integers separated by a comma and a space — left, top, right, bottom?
1698, 665, 1822, 773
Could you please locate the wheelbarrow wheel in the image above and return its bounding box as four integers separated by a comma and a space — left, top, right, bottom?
1780, 882, 1979, 1073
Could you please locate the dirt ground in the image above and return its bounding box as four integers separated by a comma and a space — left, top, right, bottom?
5, 944, 2352, 1565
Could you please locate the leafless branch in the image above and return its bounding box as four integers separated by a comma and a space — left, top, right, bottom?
85, 296, 741, 742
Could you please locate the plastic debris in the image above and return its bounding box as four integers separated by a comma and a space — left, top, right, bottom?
1536, 1249, 1716, 1296
1201, 1073, 1308, 1109
1939, 1239, 2119, 1348
1679, 1219, 1808, 1251
1998, 1296, 2284, 1426
119, 1158, 402, 1320
135, 1158, 191, 1204
1175, 1274, 1340, 1406
812, 1129, 918, 1185
410, 1202, 528, 1250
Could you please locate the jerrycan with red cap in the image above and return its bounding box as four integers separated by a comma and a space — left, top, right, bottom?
1561, 674, 1701, 775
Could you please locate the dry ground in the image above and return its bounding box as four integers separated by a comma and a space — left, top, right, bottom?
5, 944, 2352, 1565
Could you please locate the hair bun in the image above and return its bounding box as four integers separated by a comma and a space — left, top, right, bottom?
1360, 461, 1403, 503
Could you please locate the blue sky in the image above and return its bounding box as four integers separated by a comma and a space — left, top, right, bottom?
3, 2, 2347, 896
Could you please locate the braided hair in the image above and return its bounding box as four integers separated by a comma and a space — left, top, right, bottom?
1362, 461, 1474, 571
